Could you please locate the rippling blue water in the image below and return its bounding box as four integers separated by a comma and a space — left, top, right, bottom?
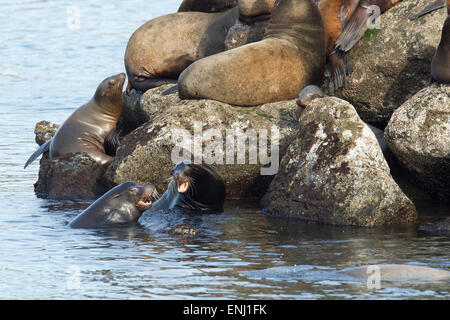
0, 0, 449, 299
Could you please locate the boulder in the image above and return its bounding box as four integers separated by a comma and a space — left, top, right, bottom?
261, 96, 418, 227
324, 0, 447, 128
384, 83, 450, 202
107, 85, 300, 199
224, 19, 269, 50
32, 121, 110, 200
34, 152, 109, 200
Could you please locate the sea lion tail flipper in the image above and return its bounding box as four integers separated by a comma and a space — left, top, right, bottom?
103, 127, 121, 157
162, 84, 179, 95
329, 49, 351, 89
24, 139, 51, 169
409, 0, 446, 21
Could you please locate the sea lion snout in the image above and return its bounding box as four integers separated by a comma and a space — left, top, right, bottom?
136, 184, 159, 211
171, 161, 192, 194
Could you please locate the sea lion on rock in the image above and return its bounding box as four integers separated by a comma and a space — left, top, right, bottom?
431, 0, 450, 83
178, 0, 326, 106
178, 0, 238, 12
148, 161, 226, 214
238, 0, 276, 23
24, 73, 125, 169
69, 182, 159, 228
124, 8, 238, 94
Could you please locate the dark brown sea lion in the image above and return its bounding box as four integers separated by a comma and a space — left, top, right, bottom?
431, 1, 450, 83
124, 8, 238, 94
149, 161, 226, 213
330, 0, 403, 88
177, 0, 326, 106
24, 74, 125, 169
238, 0, 276, 23
178, 0, 238, 12
69, 182, 159, 228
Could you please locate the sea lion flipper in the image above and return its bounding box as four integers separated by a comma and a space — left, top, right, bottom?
162, 84, 179, 95
329, 49, 349, 89
332, 5, 370, 52
24, 139, 51, 169
103, 127, 121, 157
409, 0, 446, 21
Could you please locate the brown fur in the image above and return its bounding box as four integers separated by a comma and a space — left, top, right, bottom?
178, 0, 326, 106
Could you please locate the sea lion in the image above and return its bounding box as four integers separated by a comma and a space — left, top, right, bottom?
148, 161, 226, 213
238, 0, 276, 23
24, 73, 125, 169
177, 0, 326, 106
178, 0, 238, 12
330, 0, 403, 88
431, 0, 450, 83
340, 264, 450, 281
69, 182, 159, 228
124, 7, 239, 94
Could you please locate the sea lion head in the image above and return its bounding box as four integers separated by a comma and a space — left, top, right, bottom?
238, 0, 276, 23
171, 160, 195, 194
94, 73, 126, 106
112, 181, 159, 212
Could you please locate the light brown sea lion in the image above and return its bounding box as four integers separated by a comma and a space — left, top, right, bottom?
178, 0, 238, 12
238, 0, 276, 23
431, 1, 450, 83
177, 0, 326, 106
341, 264, 450, 281
24, 74, 125, 168
124, 8, 239, 94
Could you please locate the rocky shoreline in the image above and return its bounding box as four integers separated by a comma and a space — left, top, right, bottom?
30, 0, 449, 229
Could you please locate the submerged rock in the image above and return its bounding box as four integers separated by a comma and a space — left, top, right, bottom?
262, 96, 418, 227
384, 83, 450, 202
419, 217, 450, 234
108, 85, 300, 199
324, 0, 447, 127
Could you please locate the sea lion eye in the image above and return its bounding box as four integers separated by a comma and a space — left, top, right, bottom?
129, 187, 138, 193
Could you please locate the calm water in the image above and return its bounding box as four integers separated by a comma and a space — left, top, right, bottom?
0, 0, 449, 300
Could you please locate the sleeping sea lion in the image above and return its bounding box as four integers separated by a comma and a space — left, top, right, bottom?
148, 161, 226, 214
178, 0, 238, 12
124, 7, 238, 94
177, 0, 326, 106
24, 73, 125, 169
69, 182, 159, 228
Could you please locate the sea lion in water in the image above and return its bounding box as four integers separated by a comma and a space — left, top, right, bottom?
148, 161, 226, 213
69, 182, 159, 228
178, 0, 238, 12
340, 264, 450, 281
124, 7, 238, 94
431, 0, 450, 83
177, 0, 326, 106
238, 0, 276, 23
24, 73, 125, 169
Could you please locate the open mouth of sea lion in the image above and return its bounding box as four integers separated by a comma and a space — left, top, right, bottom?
239, 13, 271, 23
177, 181, 190, 193
136, 186, 159, 211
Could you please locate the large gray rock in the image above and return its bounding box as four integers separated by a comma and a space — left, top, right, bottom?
384, 83, 450, 202
262, 96, 418, 227
106, 85, 300, 199
32, 121, 110, 200
325, 0, 447, 127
